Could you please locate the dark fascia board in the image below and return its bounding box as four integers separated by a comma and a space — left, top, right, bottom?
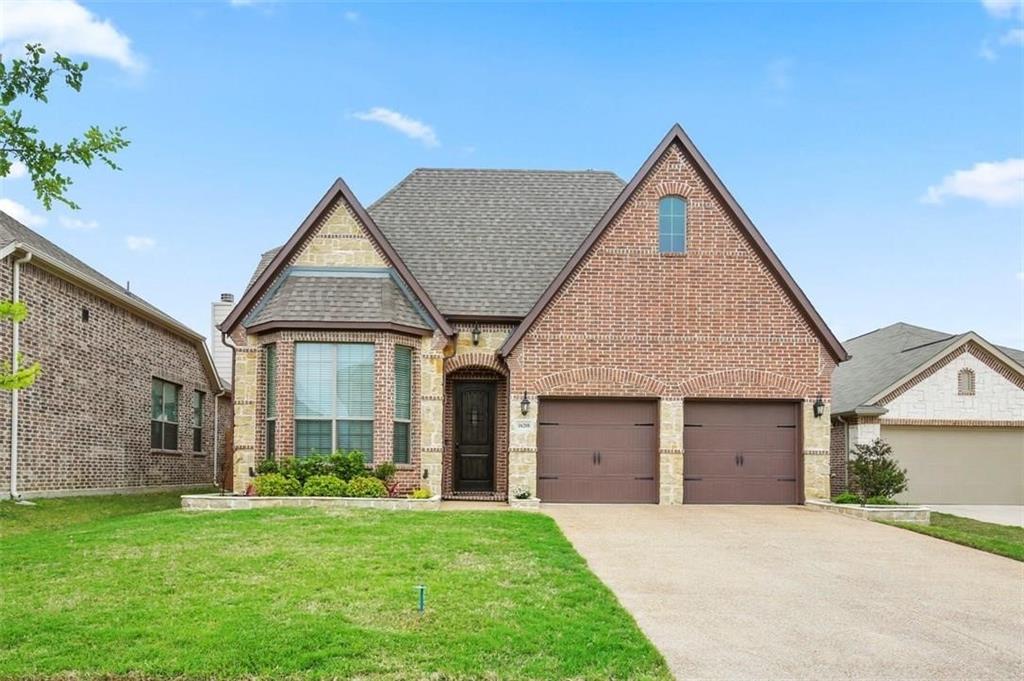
245, 320, 433, 337
220, 178, 452, 337
498, 124, 850, 363
446, 314, 524, 325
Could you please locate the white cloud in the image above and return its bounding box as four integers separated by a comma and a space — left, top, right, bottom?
979, 40, 998, 60
0, 0, 143, 72
352, 107, 440, 148
922, 158, 1024, 205
1016, 271, 1024, 282
125, 235, 156, 252
343, 10, 360, 22
0, 198, 47, 227
59, 215, 98, 230
981, 0, 1022, 18
3, 160, 29, 180
1000, 27, 1024, 44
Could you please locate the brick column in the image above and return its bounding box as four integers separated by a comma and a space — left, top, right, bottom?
802, 399, 831, 500
419, 332, 445, 495
659, 400, 684, 505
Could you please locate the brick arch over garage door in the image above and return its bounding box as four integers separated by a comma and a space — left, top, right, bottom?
679, 369, 812, 399
531, 367, 672, 398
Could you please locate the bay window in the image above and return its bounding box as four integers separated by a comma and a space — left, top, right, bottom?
294, 342, 374, 460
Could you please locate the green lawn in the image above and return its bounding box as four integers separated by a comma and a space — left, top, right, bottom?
886, 512, 1024, 562
0, 494, 669, 680
0, 487, 214, 539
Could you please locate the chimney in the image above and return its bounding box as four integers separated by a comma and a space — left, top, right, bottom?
210, 293, 235, 385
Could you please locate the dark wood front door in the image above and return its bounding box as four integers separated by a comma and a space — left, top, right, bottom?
683, 401, 800, 504
454, 382, 495, 492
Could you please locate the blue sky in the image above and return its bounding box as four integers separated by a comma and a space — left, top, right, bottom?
1, 0, 1022, 348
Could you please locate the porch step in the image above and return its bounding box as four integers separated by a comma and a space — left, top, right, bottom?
443, 491, 506, 502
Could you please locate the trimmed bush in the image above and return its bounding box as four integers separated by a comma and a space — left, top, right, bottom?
866, 495, 898, 505
347, 476, 388, 498
832, 492, 862, 505
253, 473, 301, 497
255, 458, 279, 475
850, 438, 908, 501
302, 475, 348, 497
331, 450, 369, 481
408, 487, 433, 500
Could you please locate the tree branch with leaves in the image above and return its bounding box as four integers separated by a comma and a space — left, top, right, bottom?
0, 301, 40, 390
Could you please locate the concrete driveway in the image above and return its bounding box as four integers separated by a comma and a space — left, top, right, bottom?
545, 504, 1024, 680
927, 505, 1024, 527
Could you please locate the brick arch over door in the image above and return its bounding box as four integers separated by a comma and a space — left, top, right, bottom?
532, 367, 672, 397
444, 352, 508, 376
679, 369, 812, 399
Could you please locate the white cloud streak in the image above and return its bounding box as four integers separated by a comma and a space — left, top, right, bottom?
923, 158, 1024, 205
352, 107, 440, 148
59, 215, 98, 230
981, 0, 1023, 17
0, 0, 143, 72
125, 235, 156, 252
0, 198, 47, 227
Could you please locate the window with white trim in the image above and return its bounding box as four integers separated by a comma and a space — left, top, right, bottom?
151, 378, 179, 450
393, 346, 412, 464
294, 342, 374, 459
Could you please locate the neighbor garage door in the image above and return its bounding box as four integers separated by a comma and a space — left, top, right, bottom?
882, 426, 1024, 504
684, 401, 800, 504
537, 400, 658, 503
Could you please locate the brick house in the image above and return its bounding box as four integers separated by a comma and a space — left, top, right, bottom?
221, 124, 847, 504
831, 323, 1024, 504
0, 212, 230, 498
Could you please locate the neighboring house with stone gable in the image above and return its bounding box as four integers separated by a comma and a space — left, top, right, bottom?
220, 124, 847, 504
831, 323, 1024, 504
0, 211, 230, 498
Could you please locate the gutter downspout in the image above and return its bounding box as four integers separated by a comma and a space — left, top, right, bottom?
10, 251, 33, 501
221, 330, 237, 492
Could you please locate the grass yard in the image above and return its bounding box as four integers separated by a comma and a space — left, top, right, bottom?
0, 487, 214, 539
0, 494, 669, 680
886, 512, 1024, 562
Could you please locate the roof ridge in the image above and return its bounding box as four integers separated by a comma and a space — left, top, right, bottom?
409, 167, 622, 176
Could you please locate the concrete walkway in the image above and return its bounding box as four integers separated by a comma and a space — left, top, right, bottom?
545, 504, 1024, 680
927, 505, 1024, 527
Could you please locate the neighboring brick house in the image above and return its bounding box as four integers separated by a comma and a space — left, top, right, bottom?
831, 323, 1024, 504
221, 124, 848, 504
0, 212, 231, 498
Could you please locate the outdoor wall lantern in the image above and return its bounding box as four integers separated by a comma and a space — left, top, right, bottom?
813, 396, 825, 418
520, 391, 531, 416
471, 324, 481, 345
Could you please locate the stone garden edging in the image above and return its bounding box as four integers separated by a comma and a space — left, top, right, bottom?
181, 493, 441, 511
806, 499, 930, 524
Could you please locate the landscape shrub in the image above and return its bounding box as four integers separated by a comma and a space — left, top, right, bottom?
865, 495, 898, 505
302, 475, 348, 497
347, 476, 388, 498
511, 486, 532, 500
332, 450, 369, 481
408, 487, 433, 500
832, 492, 862, 505
253, 473, 301, 497
372, 462, 397, 482
255, 458, 279, 475
277, 451, 368, 484
850, 438, 908, 502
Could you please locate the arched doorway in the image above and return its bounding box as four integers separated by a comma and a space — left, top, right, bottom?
443, 365, 508, 500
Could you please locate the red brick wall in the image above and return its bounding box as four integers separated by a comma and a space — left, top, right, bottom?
0, 259, 226, 494
507, 142, 834, 406
830, 421, 847, 497
442, 366, 508, 500
246, 329, 424, 494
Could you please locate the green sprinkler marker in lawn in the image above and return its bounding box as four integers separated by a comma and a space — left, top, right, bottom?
416, 584, 426, 613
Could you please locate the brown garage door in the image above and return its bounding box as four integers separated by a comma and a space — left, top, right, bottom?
684, 401, 800, 504
537, 399, 658, 503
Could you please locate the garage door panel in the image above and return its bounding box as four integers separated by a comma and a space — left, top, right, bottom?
882, 426, 1024, 504
537, 400, 657, 503
684, 401, 800, 505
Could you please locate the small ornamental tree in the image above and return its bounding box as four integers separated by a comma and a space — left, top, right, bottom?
849, 438, 908, 504
0, 301, 40, 391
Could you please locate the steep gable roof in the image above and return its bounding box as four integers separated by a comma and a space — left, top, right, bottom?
220, 178, 452, 336
833, 322, 1024, 415
497, 124, 849, 362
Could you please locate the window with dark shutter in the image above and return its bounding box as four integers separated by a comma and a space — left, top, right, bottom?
192, 390, 204, 452
393, 346, 412, 464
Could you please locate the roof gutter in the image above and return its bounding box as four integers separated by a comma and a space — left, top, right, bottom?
9, 250, 32, 500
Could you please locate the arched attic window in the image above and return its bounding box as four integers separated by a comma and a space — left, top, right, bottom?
957, 368, 976, 396
658, 196, 687, 253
